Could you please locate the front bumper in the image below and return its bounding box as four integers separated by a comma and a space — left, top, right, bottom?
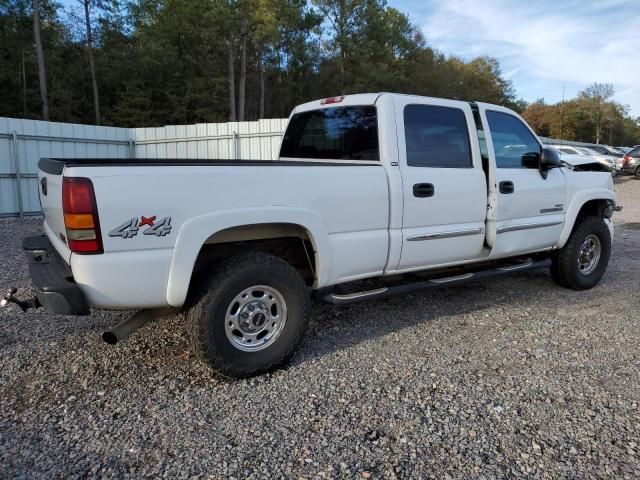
23, 235, 90, 315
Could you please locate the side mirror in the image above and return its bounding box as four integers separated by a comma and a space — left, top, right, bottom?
540, 147, 561, 179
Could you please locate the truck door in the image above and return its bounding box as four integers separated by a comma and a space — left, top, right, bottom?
394, 96, 487, 271
476, 103, 566, 257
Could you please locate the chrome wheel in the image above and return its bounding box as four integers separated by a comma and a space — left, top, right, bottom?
577, 234, 601, 275
224, 285, 287, 352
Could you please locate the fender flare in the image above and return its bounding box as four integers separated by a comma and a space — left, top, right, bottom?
555, 189, 615, 248
165, 206, 331, 307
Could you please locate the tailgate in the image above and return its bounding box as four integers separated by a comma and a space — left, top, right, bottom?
38, 159, 70, 261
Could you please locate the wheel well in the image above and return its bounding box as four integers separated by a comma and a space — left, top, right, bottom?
569, 199, 610, 236
191, 223, 317, 287
576, 199, 608, 222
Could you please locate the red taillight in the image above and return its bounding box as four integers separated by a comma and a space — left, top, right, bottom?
623, 154, 631, 167
62, 177, 103, 254
320, 95, 345, 105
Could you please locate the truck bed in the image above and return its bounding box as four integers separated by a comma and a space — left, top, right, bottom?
37, 156, 390, 309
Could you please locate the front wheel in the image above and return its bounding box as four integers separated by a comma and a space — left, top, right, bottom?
550, 216, 611, 290
186, 252, 310, 378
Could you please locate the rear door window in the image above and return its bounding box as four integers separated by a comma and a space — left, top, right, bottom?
403, 104, 472, 168
280, 106, 379, 161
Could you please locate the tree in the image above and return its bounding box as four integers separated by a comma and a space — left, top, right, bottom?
79, 0, 101, 124
522, 100, 556, 138
312, 0, 366, 94
579, 82, 615, 144
521, 93, 640, 145
251, 0, 279, 118
32, 0, 49, 119
7, 0, 634, 144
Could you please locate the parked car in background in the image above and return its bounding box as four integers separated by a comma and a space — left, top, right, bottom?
587, 145, 625, 172
622, 147, 640, 178
616, 146, 632, 154
549, 144, 616, 174
579, 147, 622, 173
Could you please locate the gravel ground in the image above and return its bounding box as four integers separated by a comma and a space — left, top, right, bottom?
1, 178, 639, 479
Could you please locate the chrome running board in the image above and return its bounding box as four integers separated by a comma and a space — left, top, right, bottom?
320, 258, 551, 305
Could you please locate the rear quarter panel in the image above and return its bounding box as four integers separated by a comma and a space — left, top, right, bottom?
65, 163, 390, 308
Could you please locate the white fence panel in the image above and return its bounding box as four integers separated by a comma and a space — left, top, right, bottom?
132, 118, 287, 160
0, 117, 132, 217
0, 116, 288, 217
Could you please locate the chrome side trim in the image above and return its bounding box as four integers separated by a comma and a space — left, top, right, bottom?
407, 227, 483, 242
329, 287, 389, 301
429, 273, 474, 284
497, 220, 563, 234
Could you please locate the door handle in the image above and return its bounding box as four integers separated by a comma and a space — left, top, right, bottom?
499, 181, 514, 194
413, 183, 435, 197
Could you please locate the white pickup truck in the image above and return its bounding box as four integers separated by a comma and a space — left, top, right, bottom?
6, 93, 622, 377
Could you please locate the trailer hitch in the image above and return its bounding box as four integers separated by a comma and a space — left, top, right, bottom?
0, 288, 41, 312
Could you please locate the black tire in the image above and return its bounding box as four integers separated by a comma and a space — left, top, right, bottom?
186, 252, 310, 378
550, 216, 611, 290
634, 166, 640, 179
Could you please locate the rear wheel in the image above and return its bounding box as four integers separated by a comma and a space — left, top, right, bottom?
186, 252, 310, 378
634, 166, 640, 179
550, 216, 611, 290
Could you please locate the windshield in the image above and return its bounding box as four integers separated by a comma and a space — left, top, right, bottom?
587, 145, 609, 155
607, 148, 624, 157
577, 147, 597, 155
556, 147, 579, 155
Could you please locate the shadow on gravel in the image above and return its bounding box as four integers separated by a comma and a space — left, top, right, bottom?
292, 269, 594, 365
0, 303, 129, 347
1, 260, 619, 378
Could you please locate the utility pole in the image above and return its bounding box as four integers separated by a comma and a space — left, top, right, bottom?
82, 0, 101, 125
559, 84, 565, 144
22, 50, 27, 116
33, 0, 50, 120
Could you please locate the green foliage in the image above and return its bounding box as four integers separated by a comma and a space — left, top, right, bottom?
522, 83, 640, 145
1, 0, 525, 126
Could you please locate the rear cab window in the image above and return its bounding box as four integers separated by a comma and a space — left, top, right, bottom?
280, 106, 379, 161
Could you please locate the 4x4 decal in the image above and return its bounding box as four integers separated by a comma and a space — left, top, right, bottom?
109, 216, 172, 239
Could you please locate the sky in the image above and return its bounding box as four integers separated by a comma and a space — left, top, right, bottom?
388, 0, 640, 116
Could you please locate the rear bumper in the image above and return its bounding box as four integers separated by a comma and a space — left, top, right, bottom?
23, 235, 90, 315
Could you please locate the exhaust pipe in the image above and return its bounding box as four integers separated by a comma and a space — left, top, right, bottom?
102, 308, 165, 345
